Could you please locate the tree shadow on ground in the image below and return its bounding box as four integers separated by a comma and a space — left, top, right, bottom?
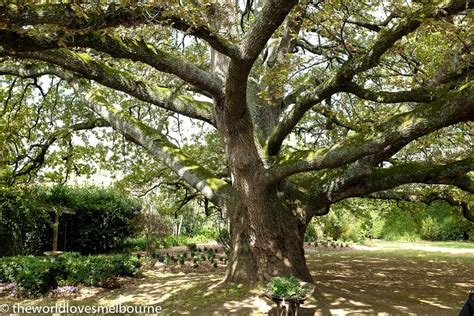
298, 250, 474, 315
3, 249, 473, 315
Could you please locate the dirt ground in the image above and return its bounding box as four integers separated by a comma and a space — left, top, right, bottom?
305, 249, 474, 315
2, 242, 474, 315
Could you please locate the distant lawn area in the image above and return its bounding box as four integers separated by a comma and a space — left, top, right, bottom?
367, 239, 474, 249
2, 240, 473, 315
306, 240, 474, 315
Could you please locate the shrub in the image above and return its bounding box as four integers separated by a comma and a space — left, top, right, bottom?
0, 256, 57, 298
109, 255, 141, 277
420, 216, 441, 241
41, 186, 142, 254
0, 253, 142, 297
320, 210, 365, 242
0, 186, 142, 256
217, 228, 230, 248
157, 235, 215, 248
59, 253, 141, 287
119, 236, 147, 252
0, 187, 51, 256
304, 224, 317, 243
15, 258, 56, 298
264, 276, 313, 299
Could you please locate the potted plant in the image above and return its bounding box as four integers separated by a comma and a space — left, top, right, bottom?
264, 276, 315, 314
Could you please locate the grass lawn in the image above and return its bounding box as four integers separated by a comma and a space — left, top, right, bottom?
366, 239, 474, 250
2, 240, 473, 315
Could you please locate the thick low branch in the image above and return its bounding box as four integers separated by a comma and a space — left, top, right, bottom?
1, 52, 215, 125
265, 0, 470, 156
0, 3, 239, 58
0, 29, 223, 97
346, 14, 395, 32
268, 82, 474, 182
342, 82, 446, 103
74, 82, 236, 209
304, 155, 474, 218
367, 189, 474, 222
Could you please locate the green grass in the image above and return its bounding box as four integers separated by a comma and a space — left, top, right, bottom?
366, 239, 474, 249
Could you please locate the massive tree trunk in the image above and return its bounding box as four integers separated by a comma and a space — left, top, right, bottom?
217, 95, 311, 282
225, 187, 312, 283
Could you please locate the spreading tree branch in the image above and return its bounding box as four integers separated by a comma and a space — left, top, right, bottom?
240, 0, 299, 65
342, 82, 447, 104
0, 3, 239, 58
268, 82, 474, 182
265, 0, 471, 156
9, 118, 109, 180
304, 155, 474, 218
1, 63, 237, 208
367, 188, 474, 222
0, 29, 223, 97
0, 52, 215, 125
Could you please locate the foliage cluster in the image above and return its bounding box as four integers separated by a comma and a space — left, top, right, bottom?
120, 234, 217, 252
0, 187, 50, 257
0, 185, 141, 256
264, 276, 312, 300
306, 199, 473, 243
0, 253, 141, 298
41, 186, 142, 254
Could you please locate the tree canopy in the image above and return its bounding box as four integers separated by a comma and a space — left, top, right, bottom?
0, 0, 473, 282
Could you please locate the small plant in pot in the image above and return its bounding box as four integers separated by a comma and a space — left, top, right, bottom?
264, 276, 314, 302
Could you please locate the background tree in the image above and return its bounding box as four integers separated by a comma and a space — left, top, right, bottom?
0, 0, 473, 283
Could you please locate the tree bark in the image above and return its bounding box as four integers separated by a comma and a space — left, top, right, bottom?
225, 184, 312, 283
226, 193, 312, 283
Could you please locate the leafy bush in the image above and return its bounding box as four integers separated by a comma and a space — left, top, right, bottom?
157, 235, 215, 248
0, 187, 51, 256
217, 228, 230, 248
377, 202, 422, 241
119, 236, 147, 252
0, 253, 141, 297
264, 276, 312, 299
15, 258, 56, 298
0, 186, 142, 256
320, 210, 365, 242
0, 256, 57, 298
304, 224, 318, 242
380, 200, 471, 242
425, 201, 470, 241
109, 254, 141, 277
40, 186, 142, 254
420, 216, 441, 241
59, 253, 141, 287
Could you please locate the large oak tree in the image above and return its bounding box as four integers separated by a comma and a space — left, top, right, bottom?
0, 0, 473, 283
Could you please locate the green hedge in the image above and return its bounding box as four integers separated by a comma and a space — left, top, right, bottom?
0, 253, 141, 298
0, 187, 51, 256
41, 186, 142, 254
0, 186, 141, 256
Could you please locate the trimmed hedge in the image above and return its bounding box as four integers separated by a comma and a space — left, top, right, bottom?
0, 253, 141, 298
0, 185, 141, 256
41, 186, 142, 254
0, 187, 51, 256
